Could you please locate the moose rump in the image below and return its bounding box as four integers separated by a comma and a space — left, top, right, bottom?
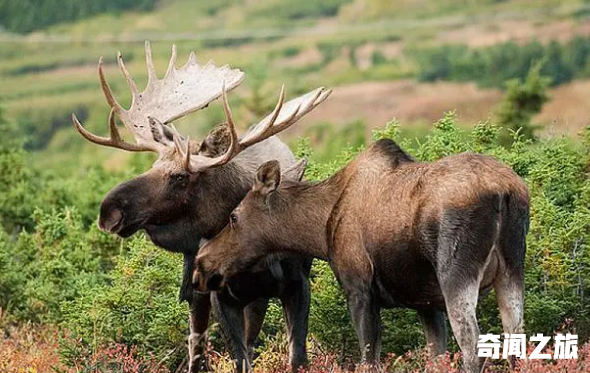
324, 146, 529, 372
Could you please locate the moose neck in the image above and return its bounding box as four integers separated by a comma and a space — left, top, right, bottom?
275, 171, 347, 260
195, 161, 253, 240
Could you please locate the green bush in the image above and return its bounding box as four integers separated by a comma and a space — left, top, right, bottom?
496, 62, 550, 141
0, 208, 114, 322
249, 0, 352, 20
60, 235, 187, 367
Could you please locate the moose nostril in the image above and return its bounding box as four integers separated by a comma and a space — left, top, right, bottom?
99, 208, 124, 233
206, 272, 224, 291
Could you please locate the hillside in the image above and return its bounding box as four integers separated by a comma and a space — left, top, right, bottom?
1, 0, 590, 169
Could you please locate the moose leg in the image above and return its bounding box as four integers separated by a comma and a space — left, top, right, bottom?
494, 270, 524, 370
211, 293, 251, 372
437, 198, 501, 373
188, 292, 212, 373
418, 309, 447, 357
244, 297, 269, 362
344, 280, 381, 367
440, 279, 484, 373
331, 224, 381, 368
495, 199, 527, 370
280, 272, 311, 372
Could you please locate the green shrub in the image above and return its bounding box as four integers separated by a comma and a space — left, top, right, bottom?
0, 208, 113, 322
60, 235, 186, 367
249, 0, 352, 20
496, 62, 551, 141
371, 50, 388, 66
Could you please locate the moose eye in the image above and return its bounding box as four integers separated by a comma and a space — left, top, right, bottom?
170, 173, 188, 185
229, 212, 238, 228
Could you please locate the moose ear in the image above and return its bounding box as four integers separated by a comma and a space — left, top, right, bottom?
199, 124, 231, 157
282, 158, 307, 181
255, 160, 281, 195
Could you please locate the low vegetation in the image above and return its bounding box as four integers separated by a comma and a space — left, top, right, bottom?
2, 97, 590, 370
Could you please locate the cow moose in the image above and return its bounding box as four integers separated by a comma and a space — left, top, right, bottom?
195, 139, 530, 373
71, 41, 331, 372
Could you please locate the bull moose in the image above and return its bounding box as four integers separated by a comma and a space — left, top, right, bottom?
195, 139, 530, 373
71, 41, 331, 372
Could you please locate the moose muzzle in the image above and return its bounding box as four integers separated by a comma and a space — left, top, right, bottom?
193, 255, 226, 292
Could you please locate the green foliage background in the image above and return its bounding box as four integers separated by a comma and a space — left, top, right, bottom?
413, 37, 590, 88
1, 97, 590, 368
0, 0, 158, 33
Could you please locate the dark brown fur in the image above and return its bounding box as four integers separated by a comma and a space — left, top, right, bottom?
196, 139, 530, 373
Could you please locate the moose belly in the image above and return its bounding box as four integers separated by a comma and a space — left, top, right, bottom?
370, 242, 445, 309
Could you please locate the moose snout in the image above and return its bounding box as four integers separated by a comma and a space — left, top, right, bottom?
193, 254, 226, 292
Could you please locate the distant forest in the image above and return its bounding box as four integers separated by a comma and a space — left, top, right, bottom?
413, 37, 590, 88
0, 0, 157, 33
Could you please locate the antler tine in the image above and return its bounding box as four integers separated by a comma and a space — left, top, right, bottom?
170, 123, 186, 157
239, 85, 286, 148
71, 110, 154, 152
244, 86, 331, 146
117, 51, 139, 96
185, 82, 240, 172
216, 81, 239, 162
267, 87, 325, 136
186, 86, 330, 173
165, 44, 177, 78
184, 136, 191, 171
98, 57, 123, 112
107, 107, 123, 142
188, 51, 197, 65
145, 41, 157, 83
238, 85, 312, 148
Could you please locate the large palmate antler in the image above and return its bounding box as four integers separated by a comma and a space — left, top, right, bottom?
72, 41, 244, 153
73, 42, 331, 171
172, 84, 332, 173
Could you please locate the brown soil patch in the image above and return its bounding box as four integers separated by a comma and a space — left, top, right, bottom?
287, 78, 590, 139
438, 19, 590, 47
537, 79, 590, 137
294, 80, 501, 136
276, 47, 323, 68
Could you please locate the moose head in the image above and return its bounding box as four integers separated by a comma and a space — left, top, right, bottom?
72, 42, 331, 253
195, 159, 317, 291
